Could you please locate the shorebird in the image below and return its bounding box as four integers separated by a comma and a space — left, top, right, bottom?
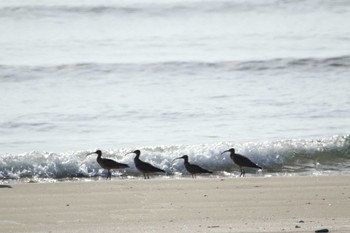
87, 150, 129, 180
221, 148, 262, 177
125, 150, 165, 179
173, 155, 212, 178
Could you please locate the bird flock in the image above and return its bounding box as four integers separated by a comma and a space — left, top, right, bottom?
86, 148, 262, 179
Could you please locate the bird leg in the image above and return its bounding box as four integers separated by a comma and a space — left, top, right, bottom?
143, 173, 147, 179
239, 167, 245, 177
107, 170, 111, 180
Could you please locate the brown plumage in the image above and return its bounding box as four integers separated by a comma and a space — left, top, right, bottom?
173, 155, 212, 178
87, 150, 129, 180
125, 150, 165, 179
221, 148, 262, 177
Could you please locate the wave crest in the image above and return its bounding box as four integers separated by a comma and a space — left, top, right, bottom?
1, 135, 349, 181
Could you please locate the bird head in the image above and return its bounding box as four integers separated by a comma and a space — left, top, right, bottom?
125, 150, 140, 156
221, 148, 235, 155
87, 149, 102, 157
172, 155, 188, 162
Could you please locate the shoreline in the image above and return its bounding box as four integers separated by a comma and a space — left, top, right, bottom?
1, 173, 350, 185
1, 176, 350, 233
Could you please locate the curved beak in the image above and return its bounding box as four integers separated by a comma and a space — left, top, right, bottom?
172, 157, 182, 163
86, 151, 96, 157
124, 151, 134, 156
221, 150, 229, 155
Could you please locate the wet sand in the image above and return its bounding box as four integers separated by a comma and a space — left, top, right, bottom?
1, 176, 349, 233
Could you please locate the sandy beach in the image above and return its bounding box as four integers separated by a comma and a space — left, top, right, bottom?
1, 176, 349, 233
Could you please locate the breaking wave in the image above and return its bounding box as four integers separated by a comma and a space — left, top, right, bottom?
0, 135, 349, 182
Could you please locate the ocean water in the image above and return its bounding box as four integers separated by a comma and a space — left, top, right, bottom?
0, 0, 350, 181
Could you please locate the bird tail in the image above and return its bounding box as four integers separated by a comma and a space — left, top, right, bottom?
157, 168, 166, 173
202, 169, 212, 174
121, 164, 129, 169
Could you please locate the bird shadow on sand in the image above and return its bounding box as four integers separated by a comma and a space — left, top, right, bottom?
0, 185, 13, 188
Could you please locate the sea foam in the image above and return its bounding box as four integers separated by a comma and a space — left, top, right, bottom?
1, 135, 349, 182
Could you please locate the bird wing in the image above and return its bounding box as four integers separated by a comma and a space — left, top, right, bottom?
102, 158, 129, 169
233, 154, 261, 169
138, 161, 165, 173
187, 164, 212, 174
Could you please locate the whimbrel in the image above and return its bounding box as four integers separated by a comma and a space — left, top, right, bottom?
126, 150, 165, 179
221, 148, 261, 177
173, 155, 212, 178
87, 150, 129, 180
